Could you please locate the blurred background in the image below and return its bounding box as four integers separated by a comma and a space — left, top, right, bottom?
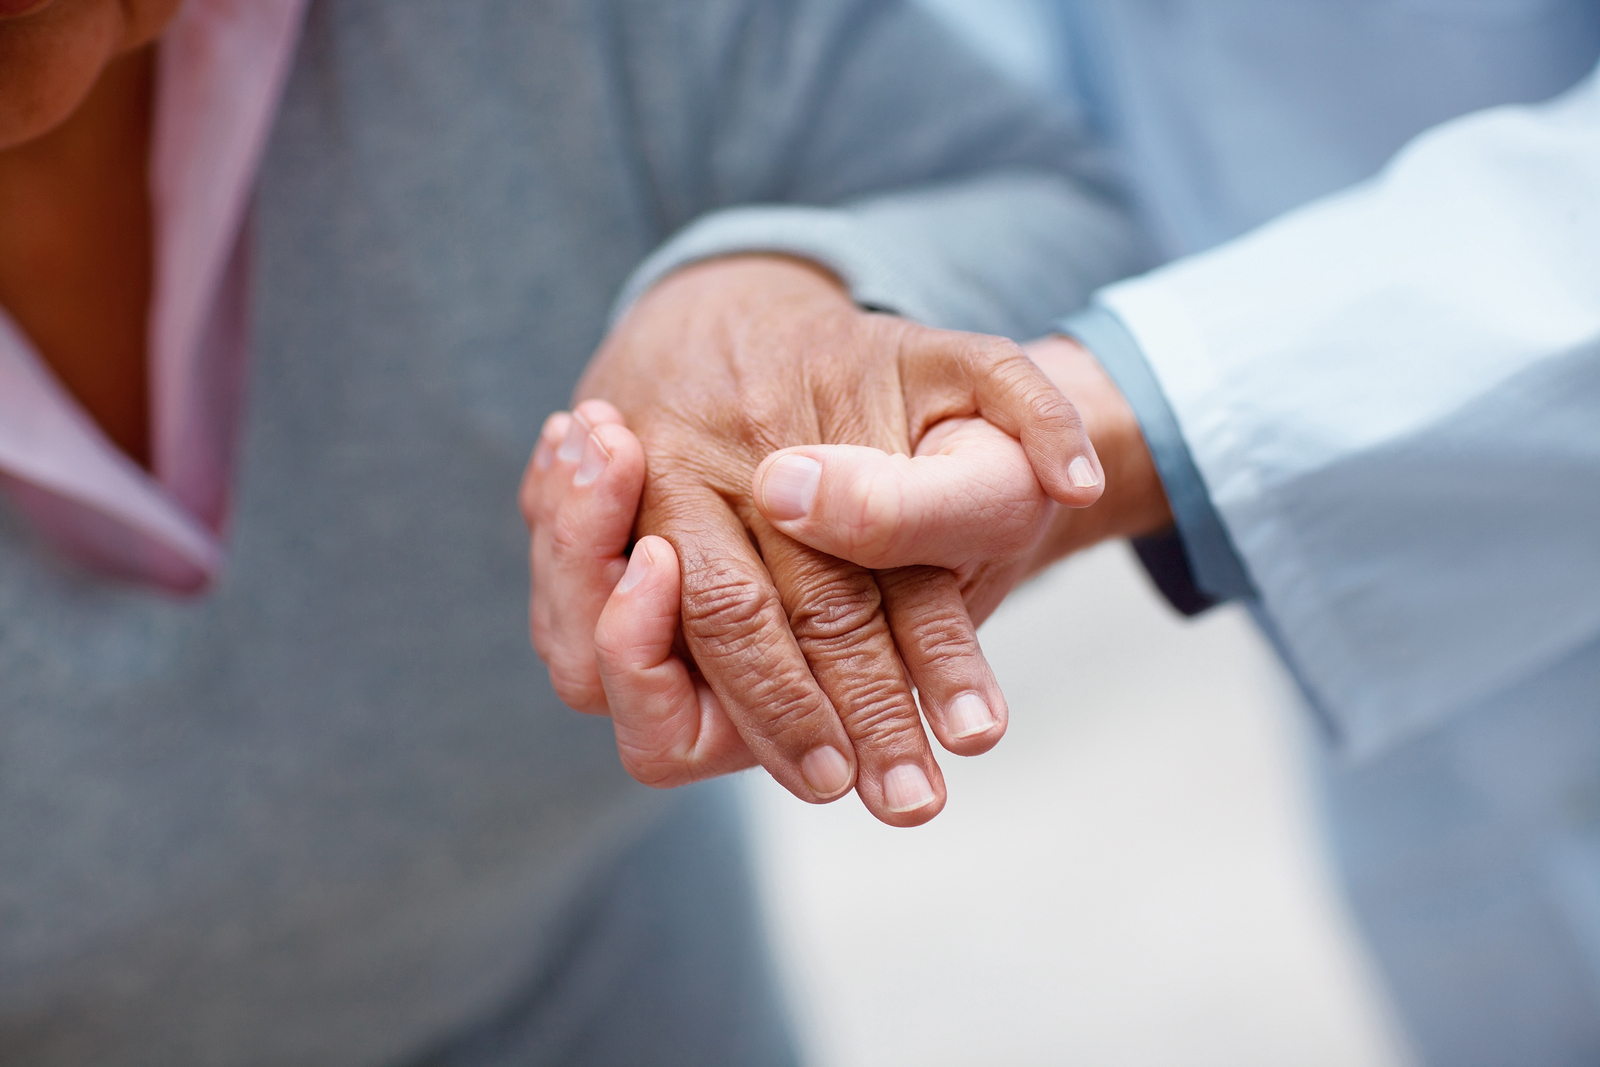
743, 4, 1418, 1064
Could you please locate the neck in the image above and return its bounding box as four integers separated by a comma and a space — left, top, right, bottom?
0, 45, 157, 468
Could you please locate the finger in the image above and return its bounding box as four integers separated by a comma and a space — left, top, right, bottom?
647, 484, 859, 806
751, 417, 1048, 571
876, 565, 1008, 756
521, 399, 629, 530
901, 331, 1105, 508
526, 410, 575, 685
531, 413, 646, 714
596, 536, 757, 786
753, 523, 948, 827
520, 411, 574, 531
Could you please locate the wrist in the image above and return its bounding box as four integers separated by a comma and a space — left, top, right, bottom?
618, 253, 851, 338
1023, 334, 1172, 567
576, 252, 854, 410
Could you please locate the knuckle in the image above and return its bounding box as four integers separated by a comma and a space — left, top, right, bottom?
616, 743, 692, 789
574, 398, 620, 426
735, 400, 790, 451
904, 608, 979, 664
835, 678, 924, 745
786, 570, 884, 646
753, 681, 835, 745
838, 459, 912, 566
969, 334, 1030, 372
975, 338, 1071, 410
549, 664, 607, 715
591, 609, 663, 671
956, 336, 1029, 389
589, 615, 627, 664
961, 340, 1083, 442
655, 404, 781, 476
1017, 375, 1076, 432
782, 570, 924, 744
879, 568, 981, 661
681, 568, 771, 652
529, 601, 555, 657
517, 473, 540, 529
680, 574, 834, 747
548, 509, 602, 566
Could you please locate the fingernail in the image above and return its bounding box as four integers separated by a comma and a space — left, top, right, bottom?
557, 413, 590, 464
615, 541, 652, 594
1068, 454, 1101, 489
947, 692, 997, 738
534, 433, 557, 470
763, 455, 822, 520
801, 745, 851, 797
572, 432, 611, 486
883, 763, 935, 813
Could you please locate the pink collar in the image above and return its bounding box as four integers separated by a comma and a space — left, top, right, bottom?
0, 0, 307, 592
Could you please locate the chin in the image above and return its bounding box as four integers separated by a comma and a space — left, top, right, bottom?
0, 72, 98, 153
0, 0, 123, 151
0, 0, 57, 21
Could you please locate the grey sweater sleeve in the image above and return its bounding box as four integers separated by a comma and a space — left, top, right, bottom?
611, 0, 1150, 339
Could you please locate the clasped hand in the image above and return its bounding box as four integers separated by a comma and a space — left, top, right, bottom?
522, 255, 1142, 827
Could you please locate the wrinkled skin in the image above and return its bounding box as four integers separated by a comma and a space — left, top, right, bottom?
524, 255, 1114, 827
524, 331, 1173, 825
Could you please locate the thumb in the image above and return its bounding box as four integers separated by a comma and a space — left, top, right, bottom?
752, 417, 1050, 571
595, 535, 755, 786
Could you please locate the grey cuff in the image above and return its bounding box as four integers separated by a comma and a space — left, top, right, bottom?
609, 171, 1141, 340
1057, 304, 1256, 614
609, 206, 942, 327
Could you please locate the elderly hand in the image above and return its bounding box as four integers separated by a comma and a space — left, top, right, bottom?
523, 255, 1103, 826
522, 333, 1173, 824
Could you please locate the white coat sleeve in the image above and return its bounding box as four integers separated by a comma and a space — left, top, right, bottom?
1095, 64, 1600, 760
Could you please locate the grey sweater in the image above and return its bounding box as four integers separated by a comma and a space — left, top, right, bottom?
0, 1, 1143, 1063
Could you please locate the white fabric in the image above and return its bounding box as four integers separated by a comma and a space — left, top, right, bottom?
1100, 66, 1600, 758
